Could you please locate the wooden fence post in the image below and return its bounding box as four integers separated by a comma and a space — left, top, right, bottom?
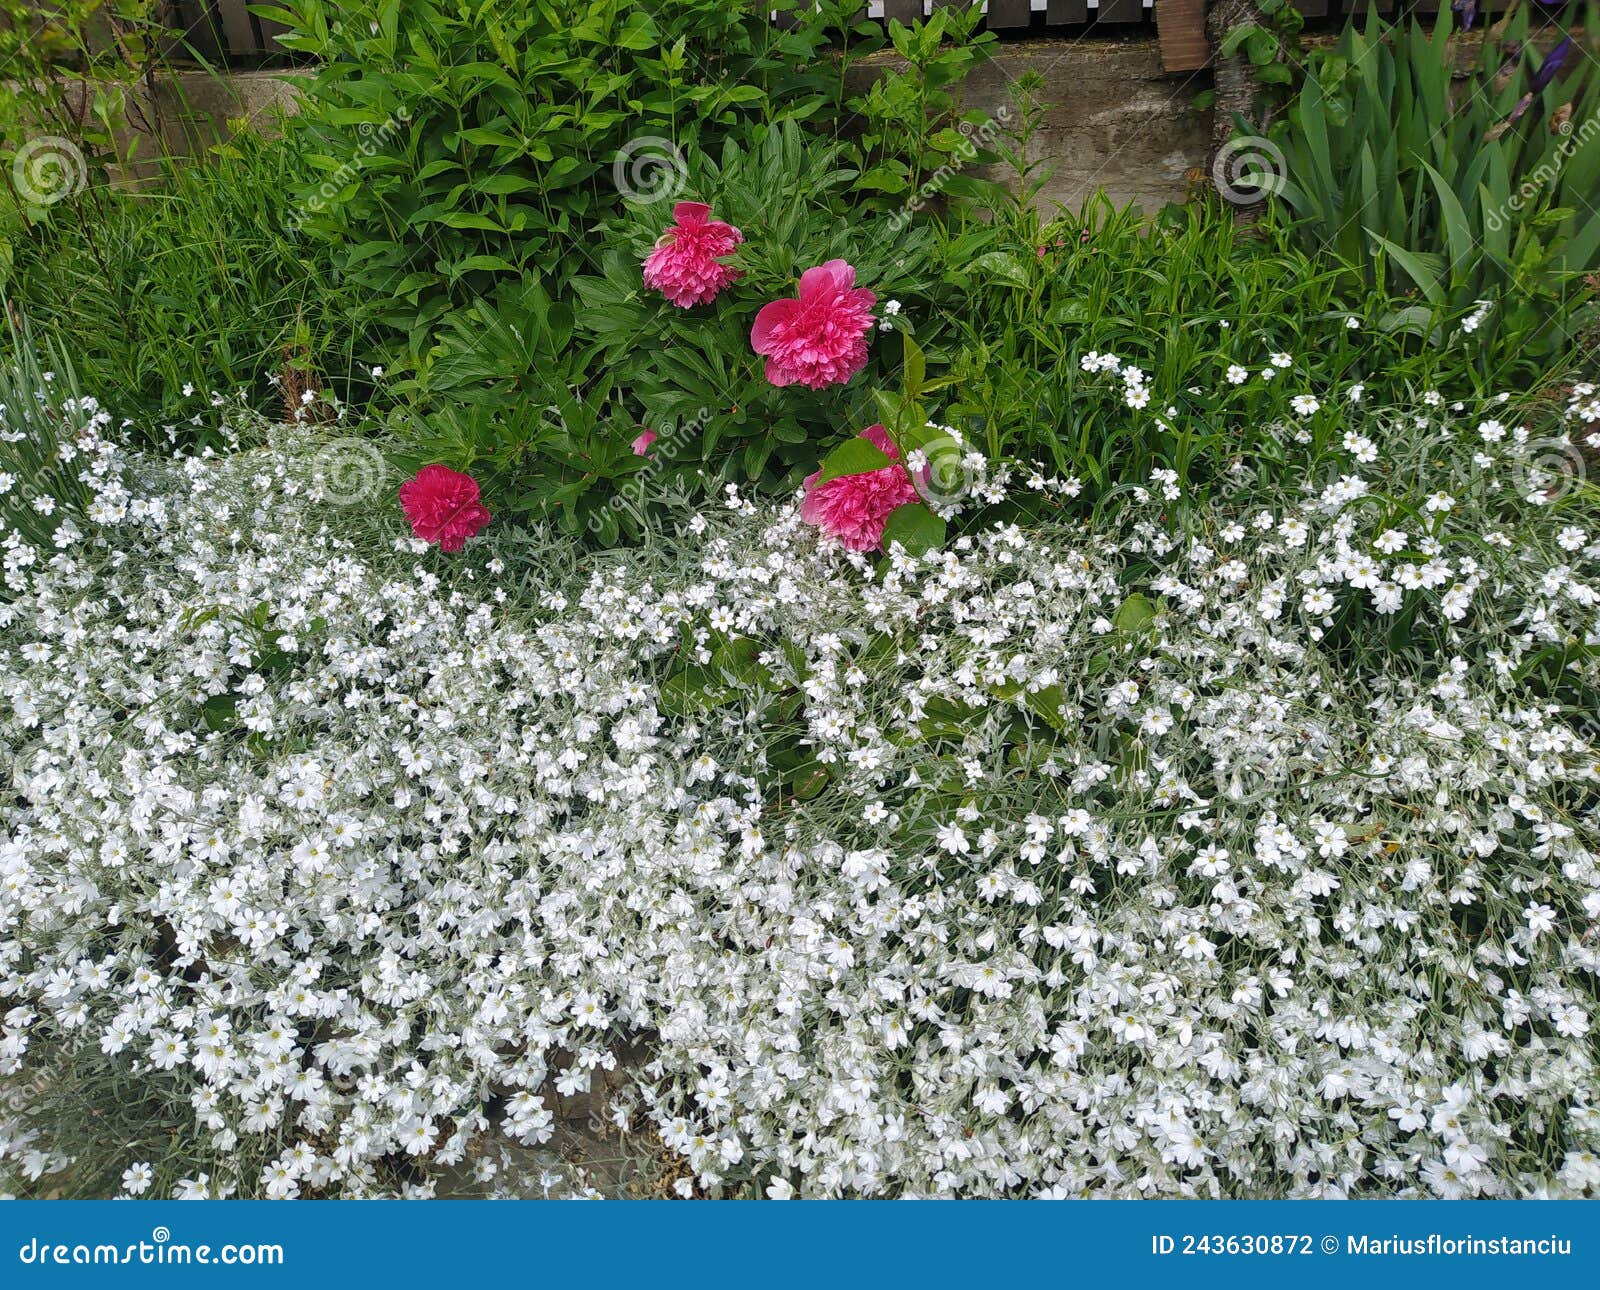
1156, 0, 1211, 71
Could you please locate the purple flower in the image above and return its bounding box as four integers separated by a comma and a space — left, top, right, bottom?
1530, 37, 1573, 95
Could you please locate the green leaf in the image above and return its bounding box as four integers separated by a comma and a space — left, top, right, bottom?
856, 161, 910, 193
434, 212, 506, 232
1112, 592, 1158, 634
970, 251, 1029, 288
1419, 161, 1474, 287
880, 503, 946, 556
902, 330, 925, 400
659, 667, 725, 715
815, 436, 894, 486
446, 254, 519, 277
872, 389, 908, 435
1369, 233, 1447, 306
790, 761, 830, 800
711, 635, 766, 688
200, 694, 239, 733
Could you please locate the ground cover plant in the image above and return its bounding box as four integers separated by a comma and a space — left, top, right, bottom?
2, 0, 1600, 1202
1, 364, 1598, 1197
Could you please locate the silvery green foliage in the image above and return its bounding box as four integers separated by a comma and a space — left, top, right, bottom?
1, 398, 1598, 1198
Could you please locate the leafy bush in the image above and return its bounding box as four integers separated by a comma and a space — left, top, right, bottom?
391, 77, 1536, 549
547, 121, 941, 538
259, 0, 899, 359
1258, 6, 1600, 366
843, 1, 996, 201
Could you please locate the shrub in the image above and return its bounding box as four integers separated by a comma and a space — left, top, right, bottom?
259, 0, 891, 360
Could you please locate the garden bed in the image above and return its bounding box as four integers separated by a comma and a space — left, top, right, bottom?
2, 0, 1599, 1200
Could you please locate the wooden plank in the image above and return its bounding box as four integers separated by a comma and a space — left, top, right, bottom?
880, 0, 924, 22
216, 0, 261, 56
171, 0, 227, 64
985, 0, 1035, 25
1046, 0, 1090, 24
252, 11, 293, 55
1156, 0, 1209, 72
1092, 0, 1145, 24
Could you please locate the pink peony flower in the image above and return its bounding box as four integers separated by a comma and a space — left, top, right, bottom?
631, 428, 658, 456
800, 423, 918, 552
398, 464, 491, 553
751, 259, 876, 390
642, 202, 744, 308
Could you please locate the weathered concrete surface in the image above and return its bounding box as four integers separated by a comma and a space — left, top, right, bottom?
852, 36, 1214, 215
92, 42, 1213, 213
18, 69, 311, 189
152, 68, 310, 146
27, 30, 1540, 210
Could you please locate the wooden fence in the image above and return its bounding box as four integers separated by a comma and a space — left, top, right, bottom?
169, 0, 1456, 66
170, 0, 1158, 63
163, 1, 289, 64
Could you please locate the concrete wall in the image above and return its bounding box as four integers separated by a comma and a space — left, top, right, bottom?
852, 37, 1213, 214
30, 31, 1517, 208
98, 40, 1212, 212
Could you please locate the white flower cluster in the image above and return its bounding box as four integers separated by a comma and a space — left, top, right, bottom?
1, 393, 132, 581
1, 405, 1597, 1199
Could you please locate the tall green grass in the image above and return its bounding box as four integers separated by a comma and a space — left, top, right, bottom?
1, 129, 372, 436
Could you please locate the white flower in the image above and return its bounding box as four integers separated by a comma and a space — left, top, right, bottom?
3, 404, 1596, 1202
121, 1161, 154, 1195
